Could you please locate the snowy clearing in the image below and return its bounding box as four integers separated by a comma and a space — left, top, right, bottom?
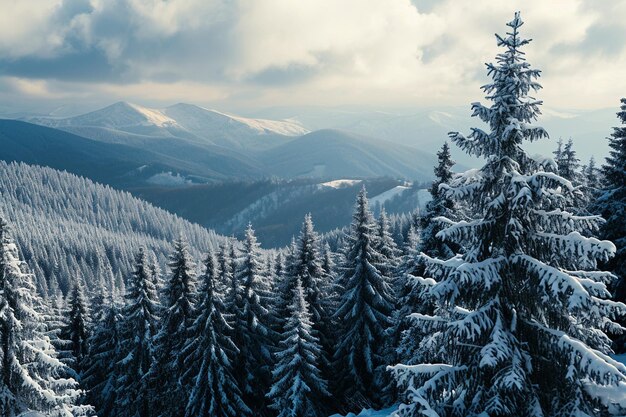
147, 172, 191, 186
369, 185, 410, 207
320, 179, 363, 189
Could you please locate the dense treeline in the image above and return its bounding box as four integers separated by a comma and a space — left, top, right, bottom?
0, 12, 625, 417
0, 160, 224, 295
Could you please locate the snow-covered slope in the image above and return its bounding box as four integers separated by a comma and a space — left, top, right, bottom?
164, 104, 307, 136
320, 179, 363, 189
30, 101, 179, 129
162, 103, 307, 149
369, 185, 411, 206
27, 101, 308, 150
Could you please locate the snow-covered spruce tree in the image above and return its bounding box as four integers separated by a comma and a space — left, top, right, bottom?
556, 138, 582, 183
61, 282, 90, 375
232, 224, 276, 416
376, 208, 402, 284
376, 207, 403, 404
268, 278, 330, 417
333, 187, 395, 411
149, 237, 197, 417
419, 141, 458, 260
320, 241, 340, 315
279, 215, 333, 372
595, 98, 626, 349
148, 252, 163, 296
273, 241, 296, 334
584, 156, 602, 192
181, 250, 251, 417
275, 251, 285, 282
393, 224, 437, 366
582, 156, 603, 208
556, 138, 590, 212
0, 218, 91, 416
320, 242, 340, 339
390, 13, 626, 417
45, 289, 74, 368
82, 294, 121, 417
115, 247, 160, 417
219, 240, 236, 308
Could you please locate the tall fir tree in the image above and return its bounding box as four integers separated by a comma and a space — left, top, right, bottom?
233, 224, 276, 416
391, 13, 626, 416
149, 237, 197, 417
279, 216, 333, 369
276, 238, 298, 332
333, 187, 395, 411
375, 208, 402, 404
45, 289, 74, 368
419, 141, 457, 260
395, 143, 458, 365
376, 208, 402, 282
219, 240, 235, 302
558, 138, 581, 183
268, 278, 330, 417
223, 241, 240, 318
595, 98, 626, 351
115, 247, 160, 417
82, 294, 121, 417
393, 224, 436, 366
61, 282, 90, 376
320, 242, 340, 347
181, 250, 251, 417
0, 218, 91, 416
583, 156, 602, 191
148, 252, 163, 297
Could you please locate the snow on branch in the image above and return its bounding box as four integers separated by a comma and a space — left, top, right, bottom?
531, 231, 615, 267
447, 300, 497, 341
449, 256, 506, 292
528, 320, 626, 385
436, 218, 493, 246
512, 254, 591, 310
530, 209, 603, 236
389, 363, 468, 417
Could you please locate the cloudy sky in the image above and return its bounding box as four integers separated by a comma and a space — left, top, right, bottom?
1, 0, 625, 114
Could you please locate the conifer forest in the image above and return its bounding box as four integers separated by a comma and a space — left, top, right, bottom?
0, 7, 625, 417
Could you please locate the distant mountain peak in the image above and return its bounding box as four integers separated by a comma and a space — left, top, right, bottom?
164, 103, 309, 137
27, 100, 179, 129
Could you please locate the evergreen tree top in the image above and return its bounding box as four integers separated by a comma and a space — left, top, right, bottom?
430, 142, 455, 198
452, 12, 547, 160
602, 98, 626, 191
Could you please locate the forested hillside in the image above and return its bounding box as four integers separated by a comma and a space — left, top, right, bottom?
0, 160, 225, 295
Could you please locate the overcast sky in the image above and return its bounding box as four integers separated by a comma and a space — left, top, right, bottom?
1, 0, 625, 114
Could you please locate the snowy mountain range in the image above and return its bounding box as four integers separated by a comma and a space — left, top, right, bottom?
28, 101, 309, 151
12, 101, 438, 182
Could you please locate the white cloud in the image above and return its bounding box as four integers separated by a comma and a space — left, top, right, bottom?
1, 0, 625, 110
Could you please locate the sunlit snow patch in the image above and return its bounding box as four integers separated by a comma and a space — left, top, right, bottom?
319, 179, 363, 189
147, 172, 191, 186
126, 102, 178, 127
369, 185, 411, 207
